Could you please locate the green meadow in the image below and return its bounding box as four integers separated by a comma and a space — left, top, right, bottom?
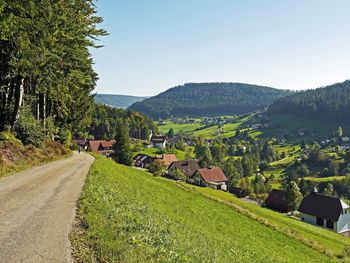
72, 155, 347, 262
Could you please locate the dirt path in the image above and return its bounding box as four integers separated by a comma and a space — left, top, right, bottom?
0, 152, 94, 263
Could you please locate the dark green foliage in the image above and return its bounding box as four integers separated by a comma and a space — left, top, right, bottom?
130, 83, 289, 119
269, 80, 350, 125
89, 104, 156, 140
285, 181, 303, 211
113, 120, 132, 166
0, 0, 106, 142
167, 128, 175, 138
147, 160, 166, 176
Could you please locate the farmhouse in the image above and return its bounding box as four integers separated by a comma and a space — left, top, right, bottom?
157, 154, 177, 168
265, 189, 290, 213
150, 135, 167, 148
87, 140, 116, 156
192, 167, 228, 191
168, 160, 200, 178
298, 192, 350, 236
134, 154, 156, 168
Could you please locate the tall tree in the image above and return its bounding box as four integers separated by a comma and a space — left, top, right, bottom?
113, 119, 132, 166
285, 181, 302, 212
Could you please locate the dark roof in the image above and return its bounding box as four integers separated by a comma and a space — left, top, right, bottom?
151, 135, 166, 143
169, 159, 200, 177
298, 192, 348, 221
196, 167, 228, 183
265, 189, 289, 213
231, 186, 246, 197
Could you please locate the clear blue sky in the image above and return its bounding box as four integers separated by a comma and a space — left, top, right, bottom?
92, 0, 350, 96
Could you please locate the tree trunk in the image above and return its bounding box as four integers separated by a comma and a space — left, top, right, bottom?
11, 77, 25, 129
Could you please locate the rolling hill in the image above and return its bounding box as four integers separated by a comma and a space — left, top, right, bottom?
129, 83, 289, 119
71, 155, 349, 262
95, 94, 148, 108
268, 80, 350, 125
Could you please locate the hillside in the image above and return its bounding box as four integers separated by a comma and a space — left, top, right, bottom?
129, 83, 289, 119
95, 94, 148, 108
268, 80, 350, 125
71, 155, 348, 262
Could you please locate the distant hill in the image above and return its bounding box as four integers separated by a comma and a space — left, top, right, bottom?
95, 94, 148, 108
268, 80, 350, 125
129, 83, 289, 119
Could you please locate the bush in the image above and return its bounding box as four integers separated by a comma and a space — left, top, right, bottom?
14, 106, 45, 147
0, 131, 22, 146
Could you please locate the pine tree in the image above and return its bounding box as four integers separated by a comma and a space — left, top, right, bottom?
285, 181, 302, 212
167, 128, 175, 138
113, 119, 132, 166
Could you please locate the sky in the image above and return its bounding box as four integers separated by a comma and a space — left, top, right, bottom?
91, 0, 350, 96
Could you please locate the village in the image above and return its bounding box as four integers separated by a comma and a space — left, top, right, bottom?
74, 125, 350, 237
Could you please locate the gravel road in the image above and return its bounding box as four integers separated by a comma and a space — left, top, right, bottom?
0, 152, 94, 263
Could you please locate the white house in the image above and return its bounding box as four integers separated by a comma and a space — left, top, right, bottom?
298, 192, 350, 236
149, 135, 167, 149
192, 167, 228, 191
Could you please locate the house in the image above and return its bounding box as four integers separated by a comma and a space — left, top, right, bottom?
265, 189, 290, 213
87, 140, 116, 157
134, 154, 156, 168
150, 135, 167, 148
230, 186, 247, 198
157, 154, 177, 168
298, 192, 350, 236
168, 160, 200, 178
73, 139, 88, 150
192, 167, 228, 191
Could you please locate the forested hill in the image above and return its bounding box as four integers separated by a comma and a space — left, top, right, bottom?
95, 94, 148, 108
129, 83, 288, 119
268, 80, 350, 125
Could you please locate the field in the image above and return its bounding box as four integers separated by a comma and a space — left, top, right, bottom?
71, 155, 347, 262
266, 113, 350, 142
158, 115, 252, 139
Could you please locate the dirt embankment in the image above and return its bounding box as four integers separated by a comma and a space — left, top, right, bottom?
0, 133, 71, 177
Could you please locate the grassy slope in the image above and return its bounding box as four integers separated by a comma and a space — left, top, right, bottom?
266, 113, 350, 142
72, 155, 343, 262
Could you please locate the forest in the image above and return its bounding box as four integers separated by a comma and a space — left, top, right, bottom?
0, 1, 105, 145
129, 83, 289, 119
268, 80, 350, 125
89, 104, 157, 140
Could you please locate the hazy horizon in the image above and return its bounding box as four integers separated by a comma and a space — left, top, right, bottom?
92, 0, 350, 96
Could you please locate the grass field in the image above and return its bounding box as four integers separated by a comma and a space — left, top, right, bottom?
266, 113, 350, 142
71, 155, 347, 262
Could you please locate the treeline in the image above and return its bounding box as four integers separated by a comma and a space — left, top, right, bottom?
0, 1, 106, 145
89, 104, 157, 140
268, 80, 350, 125
129, 83, 289, 119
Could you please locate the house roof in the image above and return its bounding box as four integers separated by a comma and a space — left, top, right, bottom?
88, 140, 116, 153
169, 159, 200, 177
265, 189, 289, 212
231, 186, 246, 196
196, 167, 228, 183
157, 154, 177, 167
298, 192, 348, 221
151, 135, 166, 143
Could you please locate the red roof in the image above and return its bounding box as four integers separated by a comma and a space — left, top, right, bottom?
157, 154, 177, 167
196, 167, 228, 183
88, 140, 116, 154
